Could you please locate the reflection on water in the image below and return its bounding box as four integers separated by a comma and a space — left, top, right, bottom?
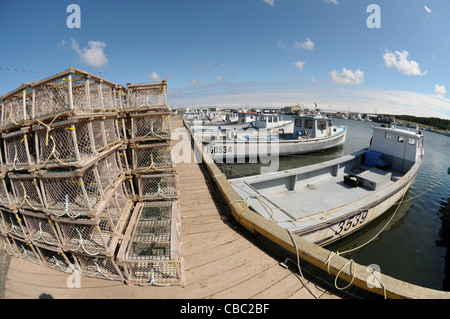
217, 118, 450, 291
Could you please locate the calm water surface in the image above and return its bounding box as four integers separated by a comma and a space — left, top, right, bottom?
217, 118, 450, 291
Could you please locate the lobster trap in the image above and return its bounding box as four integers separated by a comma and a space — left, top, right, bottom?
10, 237, 41, 265
130, 142, 173, 174
74, 254, 124, 282
0, 208, 29, 241
31, 68, 120, 120
22, 209, 61, 248
33, 115, 121, 170
129, 112, 171, 143
0, 234, 18, 257
54, 181, 132, 256
135, 173, 178, 201
33, 243, 76, 273
126, 81, 168, 111
0, 83, 32, 131
117, 201, 183, 286
8, 172, 44, 211
38, 149, 124, 218
0, 173, 14, 208
2, 127, 35, 172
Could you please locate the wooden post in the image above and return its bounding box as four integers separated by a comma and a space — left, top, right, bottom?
85, 76, 91, 111
22, 89, 26, 121
67, 74, 74, 110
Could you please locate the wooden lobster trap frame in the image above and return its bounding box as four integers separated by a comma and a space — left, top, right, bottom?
129, 111, 171, 143
73, 254, 125, 282
53, 179, 132, 256
30, 68, 121, 121
38, 148, 124, 218
0, 172, 14, 209
22, 209, 61, 249
2, 126, 35, 172
0, 83, 32, 131
8, 172, 44, 211
130, 142, 173, 174
0, 208, 29, 241
9, 236, 41, 265
33, 114, 122, 170
125, 81, 168, 112
0, 234, 19, 257
135, 172, 179, 201
117, 201, 184, 286
33, 242, 76, 274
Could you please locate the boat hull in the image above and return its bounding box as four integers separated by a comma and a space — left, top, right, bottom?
299, 174, 417, 246
204, 128, 347, 160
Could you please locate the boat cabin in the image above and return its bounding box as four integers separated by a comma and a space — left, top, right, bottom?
293, 115, 334, 138
253, 114, 294, 134
237, 112, 257, 124
367, 126, 424, 173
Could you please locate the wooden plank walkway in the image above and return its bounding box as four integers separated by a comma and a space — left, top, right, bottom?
3, 116, 341, 299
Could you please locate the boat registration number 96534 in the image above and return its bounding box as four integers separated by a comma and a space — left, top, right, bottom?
334, 210, 368, 235
208, 145, 233, 155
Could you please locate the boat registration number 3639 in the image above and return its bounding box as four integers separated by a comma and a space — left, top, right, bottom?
334, 210, 368, 235
208, 145, 233, 154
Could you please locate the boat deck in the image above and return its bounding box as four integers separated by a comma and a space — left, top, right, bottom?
2, 116, 344, 299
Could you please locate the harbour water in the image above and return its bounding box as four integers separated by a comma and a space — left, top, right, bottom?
217, 117, 450, 291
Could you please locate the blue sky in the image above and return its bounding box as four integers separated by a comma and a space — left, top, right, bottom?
1, 0, 450, 118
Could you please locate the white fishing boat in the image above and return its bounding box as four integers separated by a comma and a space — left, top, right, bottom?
229, 125, 424, 246
201, 113, 347, 160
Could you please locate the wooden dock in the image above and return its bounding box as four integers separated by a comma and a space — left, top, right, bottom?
2, 115, 344, 299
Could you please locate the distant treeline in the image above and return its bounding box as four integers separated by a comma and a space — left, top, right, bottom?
394, 115, 450, 131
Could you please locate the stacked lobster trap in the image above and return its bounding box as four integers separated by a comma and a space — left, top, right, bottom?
0, 68, 183, 286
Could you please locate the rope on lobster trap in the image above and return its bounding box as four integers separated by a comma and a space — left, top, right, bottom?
86, 261, 117, 281
138, 268, 172, 287
72, 228, 99, 256
20, 244, 38, 264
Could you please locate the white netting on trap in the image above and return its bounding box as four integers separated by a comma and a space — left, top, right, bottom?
0, 209, 29, 240
0, 176, 13, 208
130, 113, 171, 141
136, 173, 178, 201
23, 210, 61, 248
75, 254, 124, 281
9, 174, 44, 210
34, 245, 75, 273
32, 71, 119, 120
3, 129, 35, 171
34, 120, 94, 168
126, 82, 167, 109
117, 201, 182, 286
11, 237, 41, 264
1, 86, 32, 130
131, 143, 173, 173
0, 234, 18, 257
55, 186, 131, 256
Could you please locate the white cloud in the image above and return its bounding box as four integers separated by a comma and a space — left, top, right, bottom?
168, 85, 450, 119
215, 75, 225, 83
70, 38, 108, 68
434, 84, 446, 96
329, 68, 364, 85
295, 37, 315, 51
262, 0, 275, 6
383, 50, 426, 76
149, 72, 161, 81
324, 0, 339, 5
424, 5, 432, 14
293, 61, 305, 71
188, 78, 205, 88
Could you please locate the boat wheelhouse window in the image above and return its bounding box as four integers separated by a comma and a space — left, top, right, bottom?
317, 120, 327, 130
408, 138, 416, 145
295, 118, 303, 127
397, 136, 404, 143
304, 119, 313, 129
385, 132, 392, 139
